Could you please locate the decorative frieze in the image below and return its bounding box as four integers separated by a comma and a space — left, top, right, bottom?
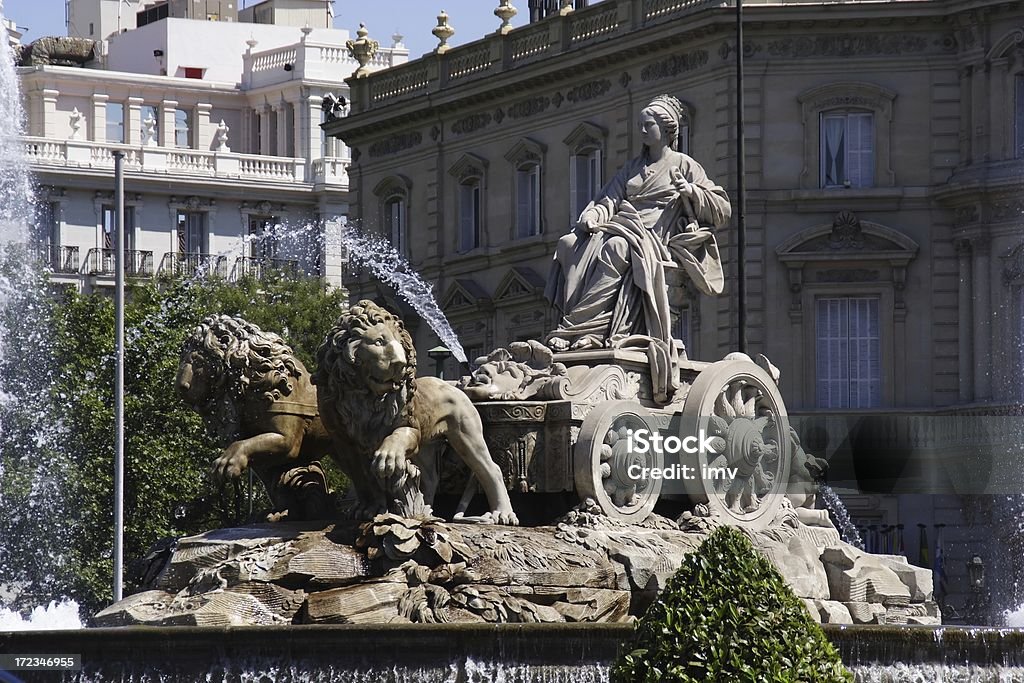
566, 79, 612, 104
451, 112, 492, 135
991, 199, 1024, 223
815, 269, 881, 283
766, 33, 929, 58
507, 96, 550, 120
641, 50, 709, 82
368, 131, 423, 157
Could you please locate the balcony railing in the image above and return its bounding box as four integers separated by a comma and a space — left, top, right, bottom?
233, 256, 301, 280
22, 137, 320, 185
31, 244, 80, 273
345, 0, 722, 111
158, 252, 229, 279
84, 249, 155, 277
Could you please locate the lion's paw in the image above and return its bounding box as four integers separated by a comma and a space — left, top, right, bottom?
487, 509, 520, 526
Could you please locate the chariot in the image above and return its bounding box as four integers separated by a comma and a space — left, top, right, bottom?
464, 347, 793, 529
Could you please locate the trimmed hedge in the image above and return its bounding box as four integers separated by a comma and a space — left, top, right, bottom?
613, 525, 852, 682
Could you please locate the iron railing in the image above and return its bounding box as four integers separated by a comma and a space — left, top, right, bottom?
84, 248, 154, 277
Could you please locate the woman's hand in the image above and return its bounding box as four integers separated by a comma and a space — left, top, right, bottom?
576, 212, 600, 234
670, 167, 695, 199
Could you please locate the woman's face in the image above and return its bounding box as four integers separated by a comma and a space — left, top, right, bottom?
638, 110, 664, 147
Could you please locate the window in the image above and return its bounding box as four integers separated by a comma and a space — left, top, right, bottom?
101, 205, 136, 252
385, 196, 405, 254
33, 201, 59, 249
106, 102, 124, 143
816, 297, 881, 408
176, 211, 206, 255
515, 163, 541, 238
140, 104, 158, 144
458, 180, 481, 253
1016, 75, 1024, 159
248, 216, 279, 259
174, 110, 191, 148
821, 112, 873, 188
672, 306, 691, 353
183, 67, 204, 79
569, 148, 602, 220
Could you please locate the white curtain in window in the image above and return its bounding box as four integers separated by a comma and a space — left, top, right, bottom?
822, 115, 845, 186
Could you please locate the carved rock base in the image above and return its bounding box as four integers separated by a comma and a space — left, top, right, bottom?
94, 515, 939, 627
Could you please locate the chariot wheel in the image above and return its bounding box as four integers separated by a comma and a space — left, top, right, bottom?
679, 359, 791, 530
574, 400, 662, 523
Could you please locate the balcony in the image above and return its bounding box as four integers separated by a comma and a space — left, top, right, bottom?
158, 252, 229, 279
22, 137, 347, 186
31, 244, 80, 273
232, 256, 301, 280
84, 249, 155, 277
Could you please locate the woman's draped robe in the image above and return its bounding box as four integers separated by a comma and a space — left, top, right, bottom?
545, 151, 731, 399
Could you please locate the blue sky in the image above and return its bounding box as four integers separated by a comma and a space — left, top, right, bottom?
3, 0, 528, 58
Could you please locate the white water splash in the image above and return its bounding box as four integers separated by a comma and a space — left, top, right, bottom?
0, 599, 82, 631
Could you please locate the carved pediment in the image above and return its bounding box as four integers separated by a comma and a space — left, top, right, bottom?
441, 278, 491, 311
776, 211, 918, 263
495, 267, 546, 301
448, 154, 488, 184
372, 174, 412, 198
562, 122, 607, 153
503, 137, 547, 166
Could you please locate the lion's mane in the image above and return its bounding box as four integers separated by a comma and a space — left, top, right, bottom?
180, 314, 301, 441
314, 300, 417, 453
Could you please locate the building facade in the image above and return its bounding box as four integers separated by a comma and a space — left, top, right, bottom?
328, 0, 1024, 622
18, 10, 408, 292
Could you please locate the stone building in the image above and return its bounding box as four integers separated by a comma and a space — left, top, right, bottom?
18, 5, 407, 292
327, 0, 1024, 622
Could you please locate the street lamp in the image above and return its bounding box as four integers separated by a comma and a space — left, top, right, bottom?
427, 345, 451, 380
967, 555, 985, 592
965, 554, 989, 625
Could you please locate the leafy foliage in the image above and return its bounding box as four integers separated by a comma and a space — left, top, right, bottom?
613, 526, 852, 683
0, 265, 349, 616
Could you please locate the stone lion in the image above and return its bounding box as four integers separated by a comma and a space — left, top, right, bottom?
176, 314, 333, 521
314, 300, 518, 525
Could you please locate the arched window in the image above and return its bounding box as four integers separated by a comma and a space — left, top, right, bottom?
458, 178, 482, 252
449, 154, 488, 254
505, 138, 546, 240
798, 83, 895, 190
515, 162, 541, 238
372, 175, 412, 256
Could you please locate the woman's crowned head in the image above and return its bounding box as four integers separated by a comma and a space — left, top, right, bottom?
642, 94, 685, 151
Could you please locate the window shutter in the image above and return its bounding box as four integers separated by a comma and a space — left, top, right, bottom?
516, 168, 531, 238
847, 113, 874, 187
569, 155, 579, 222
817, 296, 880, 408
530, 165, 540, 236
590, 149, 602, 197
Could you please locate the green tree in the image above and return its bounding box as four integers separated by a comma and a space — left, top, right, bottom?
1, 268, 349, 616
613, 525, 852, 683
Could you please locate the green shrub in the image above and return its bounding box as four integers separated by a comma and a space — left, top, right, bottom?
613, 525, 852, 682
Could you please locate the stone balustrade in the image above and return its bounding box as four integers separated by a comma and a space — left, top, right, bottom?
347, 0, 722, 111
23, 136, 347, 186
245, 38, 405, 90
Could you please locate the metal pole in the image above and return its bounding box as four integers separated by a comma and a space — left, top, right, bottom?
735, 0, 747, 355
113, 151, 125, 603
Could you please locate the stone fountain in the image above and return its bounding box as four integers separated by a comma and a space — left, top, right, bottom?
93, 96, 936, 633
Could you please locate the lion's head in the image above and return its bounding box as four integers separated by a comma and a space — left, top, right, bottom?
314, 300, 416, 452
177, 314, 301, 441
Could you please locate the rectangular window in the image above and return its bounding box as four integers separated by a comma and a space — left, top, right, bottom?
183, 67, 204, 79
101, 205, 136, 252
248, 216, 279, 259
672, 306, 691, 354
385, 198, 405, 254
140, 104, 158, 143
516, 165, 541, 238
459, 182, 481, 252
106, 102, 124, 143
570, 149, 602, 220
174, 109, 191, 148
176, 211, 206, 255
677, 122, 690, 155
821, 112, 873, 188
1016, 75, 1024, 159
816, 297, 881, 408
33, 201, 59, 248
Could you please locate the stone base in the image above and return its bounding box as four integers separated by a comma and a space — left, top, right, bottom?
94, 514, 939, 627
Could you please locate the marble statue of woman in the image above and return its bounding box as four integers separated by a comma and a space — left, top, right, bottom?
545, 94, 731, 354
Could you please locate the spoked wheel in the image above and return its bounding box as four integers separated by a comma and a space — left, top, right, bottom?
574, 400, 661, 523
679, 359, 791, 530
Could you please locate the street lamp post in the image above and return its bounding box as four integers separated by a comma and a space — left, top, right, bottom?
113, 151, 125, 603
